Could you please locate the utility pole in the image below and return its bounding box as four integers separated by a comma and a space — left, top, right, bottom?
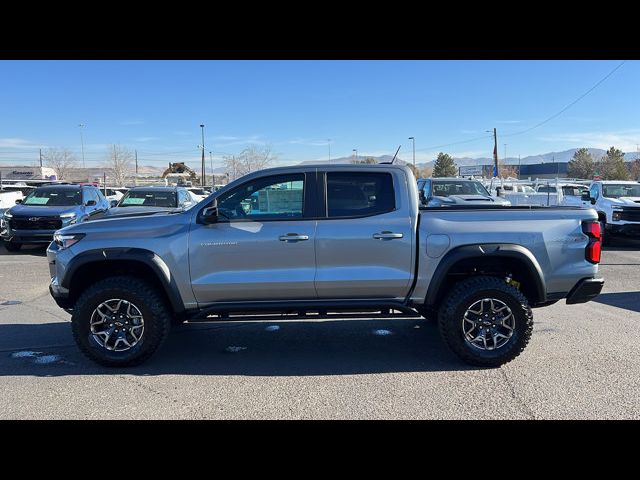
409, 136, 415, 168
135, 150, 138, 174
200, 124, 205, 187
78, 124, 86, 169
327, 139, 331, 162
39, 148, 43, 168
209, 151, 214, 186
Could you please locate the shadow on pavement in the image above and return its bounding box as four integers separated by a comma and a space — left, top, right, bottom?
0, 244, 47, 257
593, 292, 640, 313
0, 318, 477, 376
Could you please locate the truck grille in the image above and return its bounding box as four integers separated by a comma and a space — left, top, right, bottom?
620, 207, 640, 222
10, 216, 62, 230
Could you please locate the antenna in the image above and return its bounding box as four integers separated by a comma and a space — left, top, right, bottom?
391, 145, 401, 164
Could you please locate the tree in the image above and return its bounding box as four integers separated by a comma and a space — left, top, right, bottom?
223, 145, 277, 181
567, 148, 595, 179
106, 144, 134, 186
351, 156, 377, 164
42, 147, 78, 180
631, 159, 640, 181
597, 146, 629, 180
499, 164, 519, 178
432, 152, 457, 177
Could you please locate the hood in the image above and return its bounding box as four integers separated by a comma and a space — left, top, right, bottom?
610, 197, 640, 206
432, 194, 511, 206
103, 206, 180, 217
8, 204, 80, 217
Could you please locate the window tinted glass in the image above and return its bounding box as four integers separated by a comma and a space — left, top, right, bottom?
327, 172, 395, 218
23, 188, 82, 206
217, 174, 304, 220
431, 180, 489, 196
119, 190, 178, 207
537, 186, 557, 193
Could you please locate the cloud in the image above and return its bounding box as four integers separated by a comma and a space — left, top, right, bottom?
0, 138, 39, 149
539, 130, 640, 152
133, 137, 159, 142
213, 135, 241, 141
214, 135, 266, 147
120, 119, 145, 125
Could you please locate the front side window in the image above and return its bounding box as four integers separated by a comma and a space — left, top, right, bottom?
217, 174, 305, 220
326, 172, 395, 218
22, 188, 82, 206
590, 184, 599, 200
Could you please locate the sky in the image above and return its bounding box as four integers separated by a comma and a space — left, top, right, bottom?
0, 60, 638, 168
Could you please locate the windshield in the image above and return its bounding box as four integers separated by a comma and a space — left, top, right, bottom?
22, 188, 82, 206
431, 180, 489, 197
603, 184, 640, 198
562, 185, 588, 196
118, 190, 178, 207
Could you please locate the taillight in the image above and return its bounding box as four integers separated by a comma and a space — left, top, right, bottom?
582, 221, 601, 264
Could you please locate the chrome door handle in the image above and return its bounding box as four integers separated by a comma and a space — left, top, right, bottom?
279, 233, 309, 242
373, 232, 403, 239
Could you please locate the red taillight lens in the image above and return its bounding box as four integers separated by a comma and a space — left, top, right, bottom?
582, 221, 602, 264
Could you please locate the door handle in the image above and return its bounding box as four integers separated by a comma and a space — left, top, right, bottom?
373, 232, 403, 240
279, 233, 309, 242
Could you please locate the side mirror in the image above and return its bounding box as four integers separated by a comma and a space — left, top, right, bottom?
581, 192, 591, 202
110, 200, 119, 208
591, 198, 596, 205
15, 199, 22, 204
201, 200, 218, 224
85, 200, 96, 206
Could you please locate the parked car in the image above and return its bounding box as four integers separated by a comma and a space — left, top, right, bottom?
581, 180, 640, 243
186, 187, 210, 202
97, 186, 196, 219
2, 184, 109, 251
48, 164, 603, 368
418, 177, 511, 207
102, 188, 125, 207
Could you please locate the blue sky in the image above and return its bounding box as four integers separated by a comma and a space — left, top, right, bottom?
0, 60, 638, 167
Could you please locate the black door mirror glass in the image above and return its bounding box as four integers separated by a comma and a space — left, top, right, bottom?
591, 197, 596, 205
110, 200, 119, 208
85, 200, 97, 206
201, 200, 218, 224
15, 199, 22, 204
581, 192, 591, 202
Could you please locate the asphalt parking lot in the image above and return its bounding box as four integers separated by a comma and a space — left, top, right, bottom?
1, 242, 639, 419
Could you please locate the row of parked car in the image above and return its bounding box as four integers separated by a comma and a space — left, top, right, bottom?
0, 184, 207, 251
416, 176, 640, 244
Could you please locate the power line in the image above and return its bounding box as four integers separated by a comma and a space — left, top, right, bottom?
503, 60, 627, 138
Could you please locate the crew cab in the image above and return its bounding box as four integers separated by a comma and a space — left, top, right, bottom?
581, 180, 640, 243
47, 165, 604, 368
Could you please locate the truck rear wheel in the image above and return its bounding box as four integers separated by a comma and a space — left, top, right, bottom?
438, 276, 533, 368
71, 276, 172, 367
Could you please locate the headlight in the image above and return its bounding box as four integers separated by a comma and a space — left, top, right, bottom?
3, 210, 12, 219
612, 210, 622, 221
60, 212, 77, 225
53, 233, 85, 250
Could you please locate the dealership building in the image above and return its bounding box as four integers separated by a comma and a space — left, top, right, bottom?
0, 166, 58, 181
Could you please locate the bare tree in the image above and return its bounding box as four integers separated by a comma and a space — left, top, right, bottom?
106, 144, 134, 186
223, 145, 277, 181
43, 147, 78, 180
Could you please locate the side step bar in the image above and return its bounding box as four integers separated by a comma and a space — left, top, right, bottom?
187, 300, 421, 322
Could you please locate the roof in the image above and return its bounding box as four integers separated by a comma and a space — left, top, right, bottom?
127, 185, 185, 192
594, 180, 640, 184
421, 177, 482, 181
34, 184, 85, 190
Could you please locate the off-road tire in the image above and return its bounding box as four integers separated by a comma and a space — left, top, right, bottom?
71, 276, 172, 367
438, 275, 533, 368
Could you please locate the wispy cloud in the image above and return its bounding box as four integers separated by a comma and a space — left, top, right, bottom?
539, 129, 640, 152
213, 135, 241, 141
133, 137, 159, 142
0, 138, 40, 149
496, 120, 522, 124
287, 138, 332, 147
120, 119, 145, 126
214, 135, 266, 147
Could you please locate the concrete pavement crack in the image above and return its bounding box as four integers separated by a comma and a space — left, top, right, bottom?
117, 375, 198, 418
500, 368, 536, 419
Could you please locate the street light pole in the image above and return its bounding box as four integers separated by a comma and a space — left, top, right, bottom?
209, 151, 214, 186
408, 136, 415, 168
200, 124, 205, 187
327, 139, 331, 162
78, 124, 86, 169
353, 149, 357, 161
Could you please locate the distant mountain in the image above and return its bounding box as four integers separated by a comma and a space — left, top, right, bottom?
298, 154, 409, 165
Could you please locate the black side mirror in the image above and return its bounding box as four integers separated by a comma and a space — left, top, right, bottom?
201, 200, 219, 224
85, 200, 96, 206
591, 198, 596, 205
110, 200, 119, 208
581, 192, 591, 202
15, 199, 22, 204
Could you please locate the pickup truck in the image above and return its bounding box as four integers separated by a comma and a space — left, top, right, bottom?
581, 180, 640, 244
47, 164, 604, 368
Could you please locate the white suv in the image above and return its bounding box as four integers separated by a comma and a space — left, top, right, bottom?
584, 180, 640, 243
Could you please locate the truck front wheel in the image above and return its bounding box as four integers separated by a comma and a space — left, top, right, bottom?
438, 276, 533, 368
71, 276, 172, 367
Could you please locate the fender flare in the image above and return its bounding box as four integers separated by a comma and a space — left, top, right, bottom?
60, 247, 185, 313
424, 243, 546, 306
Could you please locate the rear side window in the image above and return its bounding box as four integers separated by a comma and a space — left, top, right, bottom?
326, 172, 395, 218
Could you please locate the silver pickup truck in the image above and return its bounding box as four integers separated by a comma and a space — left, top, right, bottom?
47, 164, 604, 368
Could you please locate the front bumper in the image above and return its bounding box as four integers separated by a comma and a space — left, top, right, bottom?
566, 277, 605, 304
2, 228, 58, 244
606, 223, 640, 237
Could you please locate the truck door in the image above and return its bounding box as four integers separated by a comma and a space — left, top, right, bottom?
314, 170, 414, 299
189, 172, 318, 303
